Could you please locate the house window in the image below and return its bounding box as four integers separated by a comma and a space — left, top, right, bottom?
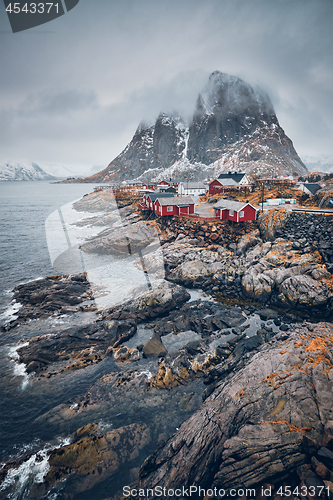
229, 210, 234, 216
239, 211, 244, 218
167, 206, 173, 212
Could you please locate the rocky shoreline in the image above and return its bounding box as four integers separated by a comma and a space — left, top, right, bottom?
136, 211, 333, 321
3, 273, 95, 330
2, 281, 331, 499
1, 193, 332, 500
137, 321, 333, 499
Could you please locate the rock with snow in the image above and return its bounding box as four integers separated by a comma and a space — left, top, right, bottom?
87, 113, 189, 183
0, 161, 56, 181
83, 71, 307, 183
187, 71, 277, 163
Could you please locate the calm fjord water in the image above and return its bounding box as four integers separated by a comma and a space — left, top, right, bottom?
0, 181, 99, 320
0, 181, 102, 461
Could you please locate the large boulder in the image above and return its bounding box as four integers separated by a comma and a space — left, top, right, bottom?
257, 209, 290, 241
16, 319, 137, 376
235, 230, 262, 255
4, 273, 93, 329
278, 275, 330, 307
241, 265, 275, 301
80, 221, 158, 255
27, 423, 150, 498
143, 337, 167, 358
101, 280, 190, 322
171, 259, 224, 285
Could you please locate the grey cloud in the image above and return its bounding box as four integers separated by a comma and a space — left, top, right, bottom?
0, 0, 332, 172
19, 89, 98, 116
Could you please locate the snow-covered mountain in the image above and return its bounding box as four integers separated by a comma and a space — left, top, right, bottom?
83, 71, 308, 183
42, 163, 102, 178
0, 162, 57, 181
87, 113, 189, 183
300, 155, 333, 173
41, 164, 78, 179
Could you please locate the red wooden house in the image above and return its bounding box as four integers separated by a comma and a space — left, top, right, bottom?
209, 179, 226, 195
142, 192, 174, 210
154, 196, 195, 216
142, 183, 159, 190
208, 173, 251, 195
213, 200, 257, 222
160, 179, 182, 188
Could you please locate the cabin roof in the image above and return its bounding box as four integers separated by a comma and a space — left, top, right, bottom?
157, 195, 194, 206
219, 178, 238, 186
302, 183, 321, 194
217, 173, 247, 183
179, 182, 206, 189
213, 199, 256, 212
147, 192, 175, 202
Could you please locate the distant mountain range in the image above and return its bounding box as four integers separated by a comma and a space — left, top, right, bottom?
0, 162, 57, 181
0, 162, 98, 181
84, 71, 308, 183
300, 155, 333, 174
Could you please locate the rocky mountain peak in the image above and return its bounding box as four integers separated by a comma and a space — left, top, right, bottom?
97, 112, 188, 183
83, 71, 307, 183
188, 71, 279, 164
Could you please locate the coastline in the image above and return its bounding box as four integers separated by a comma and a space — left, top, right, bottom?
0, 190, 332, 499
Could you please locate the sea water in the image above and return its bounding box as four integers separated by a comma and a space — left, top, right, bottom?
0, 181, 171, 499
0, 181, 100, 323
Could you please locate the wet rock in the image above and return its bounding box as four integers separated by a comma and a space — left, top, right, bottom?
143, 337, 167, 358
317, 447, 333, 468
257, 308, 279, 320
113, 345, 140, 362
184, 340, 202, 355
152, 300, 246, 337
311, 457, 332, 480
4, 273, 94, 329
35, 422, 151, 497
147, 358, 191, 389
16, 319, 137, 376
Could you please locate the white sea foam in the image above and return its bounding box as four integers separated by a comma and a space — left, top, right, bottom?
0, 438, 71, 499
46, 315, 70, 327
97, 420, 113, 432
0, 300, 22, 324
188, 289, 215, 303
8, 342, 31, 389
135, 370, 153, 380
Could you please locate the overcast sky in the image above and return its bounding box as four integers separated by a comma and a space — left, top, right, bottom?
0, 0, 332, 174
